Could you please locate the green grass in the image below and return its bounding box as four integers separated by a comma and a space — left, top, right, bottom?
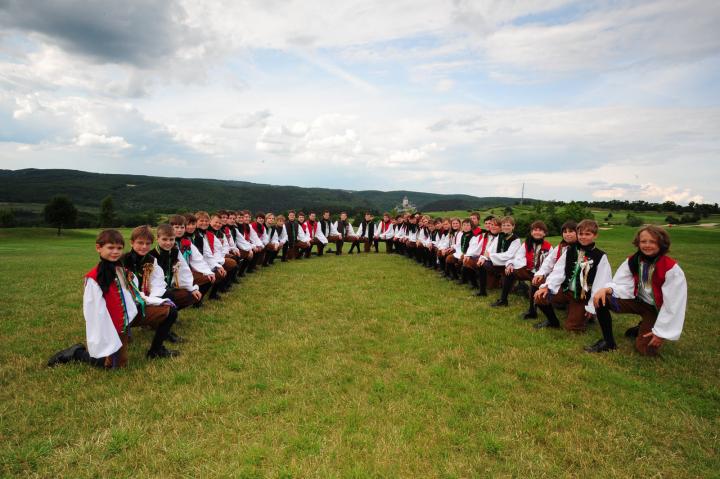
1, 227, 719, 477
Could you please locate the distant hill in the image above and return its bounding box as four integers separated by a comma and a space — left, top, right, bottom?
0, 169, 533, 214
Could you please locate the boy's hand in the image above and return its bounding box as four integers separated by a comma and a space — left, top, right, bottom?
216, 266, 227, 277
642, 332, 664, 348
505, 265, 514, 275
206, 273, 216, 283
192, 290, 202, 301
593, 288, 613, 308
532, 275, 544, 286
478, 257, 486, 266
534, 287, 548, 302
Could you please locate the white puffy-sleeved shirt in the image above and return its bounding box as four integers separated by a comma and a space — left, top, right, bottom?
541, 248, 613, 315
488, 236, 523, 267
605, 258, 687, 340
534, 244, 568, 279
83, 274, 136, 358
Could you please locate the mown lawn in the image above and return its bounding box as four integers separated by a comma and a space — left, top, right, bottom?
1, 226, 718, 478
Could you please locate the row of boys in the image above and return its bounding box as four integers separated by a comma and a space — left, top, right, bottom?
47, 209, 687, 367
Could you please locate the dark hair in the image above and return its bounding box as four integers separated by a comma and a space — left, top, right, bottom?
183, 213, 197, 224
217, 209, 229, 216
560, 220, 577, 232
633, 225, 671, 255
483, 215, 495, 222
461, 219, 472, 225
156, 224, 174, 238
255, 212, 265, 219
96, 229, 124, 246
168, 214, 186, 226
530, 220, 548, 234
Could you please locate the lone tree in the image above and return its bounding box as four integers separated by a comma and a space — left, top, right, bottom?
44, 195, 78, 236
99, 195, 116, 227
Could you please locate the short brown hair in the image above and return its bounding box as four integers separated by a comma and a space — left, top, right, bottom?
96, 229, 124, 246
195, 211, 210, 220
156, 224, 174, 238
183, 213, 197, 224
577, 219, 599, 234
530, 220, 548, 234
561, 220, 577, 232
130, 225, 154, 242
168, 214, 186, 226
470, 212, 481, 219
217, 209, 229, 216
275, 214, 286, 222
500, 216, 515, 226
633, 225, 671, 255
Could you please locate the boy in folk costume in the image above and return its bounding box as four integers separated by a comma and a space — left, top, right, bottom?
263, 213, 281, 266
48, 229, 180, 368
249, 212, 269, 266
303, 211, 328, 257
533, 219, 613, 336
194, 211, 229, 298
436, 218, 458, 277
227, 210, 253, 277
591, 225, 687, 355
152, 223, 202, 311
207, 212, 239, 288
357, 212, 378, 253
239, 211, 264, 272
403, 215, 419, 258
392, 215, 407, 255
319, 211, 335, 254
282, 210, 300, 261
445, 219, 473, 280
475, 217, 516, 299
218, 210, 244, 284
415, 215, 432, 264
330, 211, 355, 255
375, 213, 395, 254
504, 221, 553, 318
170, 214, 215, 306
530, 221, 578, 316
469, 212, 483, 236
274, 214, 290, 262
295, 212, 313, 258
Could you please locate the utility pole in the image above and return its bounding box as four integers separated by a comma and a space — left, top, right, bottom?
520, 182, 525, 206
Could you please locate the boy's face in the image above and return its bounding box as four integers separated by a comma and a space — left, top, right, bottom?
276, 218, 285, 226
323, 212, 330, 220
172, 224, 185, 238
210, 216, 222, 230
562, 229, 577, 243
490, 223, 501, 234
309, 213, 316, 221
383, 215, 390, 222
157, 234, 175, 251
365, 214, 371, 221
298, 215, 305, 222
131, 237, 153, 256
266, 215, 275, 226
484, 220, 492, 230
409, 217, 417, 224
228, 214, 236, 225
443, 220, 450, 230
577, 229, 597, 246
471, 216, 479, 226
340, 213, 347, 220
256, 216, 265, 224
451, 220, 460, 230
428, 223, 435, 231
196, 217, 209, 230
288, 213, 296, 221
220, 214, 228, 224
461, 222, 471, 232
243, 214, 251, 224
638, 231, 661, 256
96, 242, 124, 262
186, 222, 196, 234
501, 222, 514, 234
530, 228, 546, 240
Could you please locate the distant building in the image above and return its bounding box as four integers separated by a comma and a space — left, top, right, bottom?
396, 195, 417, 214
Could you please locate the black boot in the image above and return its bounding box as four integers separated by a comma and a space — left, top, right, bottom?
584, 339, 617, 353
536, 304, 560, 328
47, 343, 85, 367
147, 345, 181, 359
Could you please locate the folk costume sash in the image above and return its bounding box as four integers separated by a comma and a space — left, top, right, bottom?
86, 261, 142, 335
562, 243, 605, 301
496, 233, 518, 253
123, 251, 155, 296
177, 236, 193, 263
381, 220, 391, 233
480, 232, 497, 256
525, 238, 552, 272
627, 252, 676, 310
460, 231, 473, 254
150, 246, 180, 288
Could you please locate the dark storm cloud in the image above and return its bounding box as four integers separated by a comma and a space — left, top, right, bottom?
0, 0, 200, 67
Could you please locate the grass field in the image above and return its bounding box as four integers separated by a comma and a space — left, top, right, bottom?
1, 226, 719, 478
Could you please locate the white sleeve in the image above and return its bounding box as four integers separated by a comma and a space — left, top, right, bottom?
653, 265, 687, 340
606, 259, 635, 299
511, 243, 527, 269
452, 234, 464, 258
542, 249, 567, 294
480, 236, 496, 260
315, 225, 328, 244
330, 222, 339, 236
279, 225, 288, 244
83, 278, 123, 359
212, 237, 226, 265
585, 255, 612, 314
189, 244, 213, 275
177, 251, 199, 292
465, 236, 481, 257
249, 228, 263, 248
234, 231, 253, 251
382, 225, 395, 239
202, 238, 220, 269
148, 258, 167, 298
489, 238, 522, 266
536, 246, 558, 278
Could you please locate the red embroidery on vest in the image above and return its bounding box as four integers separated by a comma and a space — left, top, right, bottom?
630, 254, 676, 309
86, 266, 125, 334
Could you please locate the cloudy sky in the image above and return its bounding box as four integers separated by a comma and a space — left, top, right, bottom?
1, 0, 718, 204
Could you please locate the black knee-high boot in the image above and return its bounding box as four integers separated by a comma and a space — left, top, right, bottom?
523, 286, 538, 318
335, 240, 344, 255
148, 306, 178, 355
476, 267, 487, 296
594, 306, 617, 347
